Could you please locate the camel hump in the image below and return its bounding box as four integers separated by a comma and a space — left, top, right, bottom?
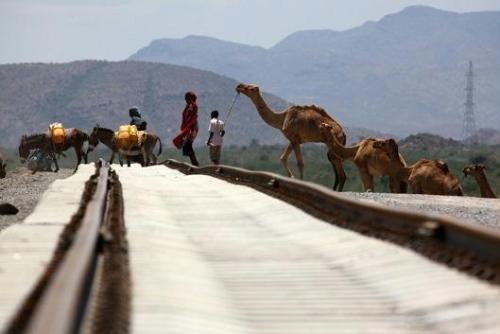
292, 104, 332, 119
435, 160, 449, 174
474, 163, 486, 171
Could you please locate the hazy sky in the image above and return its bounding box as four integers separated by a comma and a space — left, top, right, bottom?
1, 0, 499, 64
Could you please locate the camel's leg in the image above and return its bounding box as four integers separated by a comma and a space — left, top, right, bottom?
293, 144, 305, 179
389, 176, 399, 193
327, 152, 338, 190
327, 151, 346, 191
280, 143, 295, 178
333, 158, 346, 192
411, 182, 423, 194
389, 176, 407, 193
359, 168, 374, 192
399, 180, 407, 193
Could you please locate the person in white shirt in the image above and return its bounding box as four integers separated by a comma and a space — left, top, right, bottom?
206, 110, 225, 164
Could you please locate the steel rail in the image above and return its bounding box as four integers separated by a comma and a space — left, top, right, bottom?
24, 160, 110, 334
164, 159, 500, 269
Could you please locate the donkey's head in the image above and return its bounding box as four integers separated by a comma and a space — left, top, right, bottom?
87, 124, 101, 151
18, 134, 47, 163
18, 135, 30, 162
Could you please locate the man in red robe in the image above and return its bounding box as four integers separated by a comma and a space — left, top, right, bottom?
173, 91, 199, 166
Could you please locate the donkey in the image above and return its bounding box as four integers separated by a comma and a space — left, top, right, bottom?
18, 128, 89, 173
86, 125, 162, 166
86, 126, 118, 163
118, 132, 163, 167
19, 134, 60, 172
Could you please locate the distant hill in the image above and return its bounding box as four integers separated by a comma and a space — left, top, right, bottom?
468, 128, 500, 146
130, 6, 500, 138
0, 61, 290, 148
344, 127, 395, 145
398, 133, 465, 152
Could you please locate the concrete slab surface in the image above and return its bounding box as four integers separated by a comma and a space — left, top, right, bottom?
116, 165, 500, 334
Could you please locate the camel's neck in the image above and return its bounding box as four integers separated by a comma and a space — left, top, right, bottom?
398, 165, 413, 181
328, 140, 358, 160
248, 93, 285, 129
474, 173, 497, 198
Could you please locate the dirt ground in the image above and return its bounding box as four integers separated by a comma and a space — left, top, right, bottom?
0, 168, 72, 232
2, 166, 500, 233
339, 191, 500, 230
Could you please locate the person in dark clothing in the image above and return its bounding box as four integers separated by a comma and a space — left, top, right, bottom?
129, 106, 147, 131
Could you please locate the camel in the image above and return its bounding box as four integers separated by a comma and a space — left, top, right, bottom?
0, 153, 6, 179
319, 123, 407, 192
236, 83, 347, 191
86, 125, 162, 167
373, 140, 463, 196
18, 128, 89, 173
463, 164, 497, 198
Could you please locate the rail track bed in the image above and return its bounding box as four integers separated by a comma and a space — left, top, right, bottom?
339, 191, 500, 230
1, 161, 500, 333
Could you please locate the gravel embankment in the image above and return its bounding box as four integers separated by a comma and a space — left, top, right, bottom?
2, 167, 500, 233
339, 192, 500, 230
0, 168, 72, 232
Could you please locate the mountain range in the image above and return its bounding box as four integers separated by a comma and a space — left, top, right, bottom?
130, 6, 500, 138
0, 61, 289, 148
0, 61, 396, 149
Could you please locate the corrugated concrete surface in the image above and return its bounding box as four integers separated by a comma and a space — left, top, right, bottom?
117, 165, 500, 334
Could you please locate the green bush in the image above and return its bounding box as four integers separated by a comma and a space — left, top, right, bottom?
3, 141, 499, 197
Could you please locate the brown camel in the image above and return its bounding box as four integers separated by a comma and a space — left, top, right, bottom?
0, 153, 6, 179
373, 140, 463, 196
463, 164, 497, 198
236, 83, 347, 191
319, 123, 407, 192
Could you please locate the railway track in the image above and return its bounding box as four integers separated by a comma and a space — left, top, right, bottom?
4, 160, 130, 334
2, 160, 500, 333
164, 159, 500, 284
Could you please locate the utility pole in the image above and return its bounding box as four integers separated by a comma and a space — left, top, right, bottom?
462, 60, 478, 146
